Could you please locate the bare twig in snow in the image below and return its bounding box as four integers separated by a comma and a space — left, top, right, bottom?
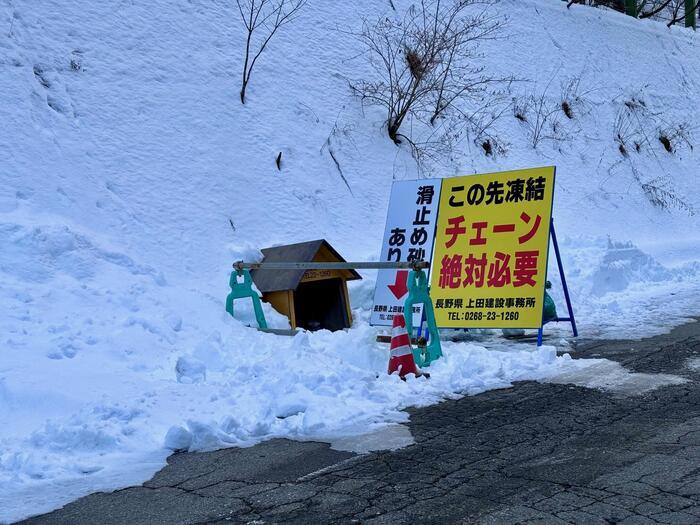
236, 0, 306, 104
321, 122, 354, 195
351, 0, 507, 144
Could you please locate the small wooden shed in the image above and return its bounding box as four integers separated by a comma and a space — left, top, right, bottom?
251, 239, 361, 332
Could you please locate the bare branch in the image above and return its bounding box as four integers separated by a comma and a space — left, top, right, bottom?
235, 0, 307, 104
350, 0, 507, 146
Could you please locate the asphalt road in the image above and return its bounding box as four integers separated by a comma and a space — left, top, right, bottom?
20, 319, 700, 524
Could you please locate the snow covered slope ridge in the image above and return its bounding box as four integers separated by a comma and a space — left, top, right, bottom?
1, 0, 699, 521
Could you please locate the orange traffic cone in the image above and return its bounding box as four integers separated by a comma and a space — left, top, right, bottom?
388, 314, 419, 379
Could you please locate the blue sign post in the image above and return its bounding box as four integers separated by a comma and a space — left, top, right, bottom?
537, 219, 578, 346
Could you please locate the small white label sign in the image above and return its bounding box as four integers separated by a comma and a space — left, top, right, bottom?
370, 179, 442, 327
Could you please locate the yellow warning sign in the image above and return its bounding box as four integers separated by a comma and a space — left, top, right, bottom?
430, 167, 556, 328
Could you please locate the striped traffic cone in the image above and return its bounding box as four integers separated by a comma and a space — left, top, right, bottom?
388, 314, 419, 379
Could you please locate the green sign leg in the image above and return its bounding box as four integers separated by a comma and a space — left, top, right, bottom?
226, 269, 268, 329
404, 269, 442, 367
625, 0, 638, 17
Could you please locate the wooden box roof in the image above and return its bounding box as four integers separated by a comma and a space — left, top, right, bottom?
251, 239, 361, 293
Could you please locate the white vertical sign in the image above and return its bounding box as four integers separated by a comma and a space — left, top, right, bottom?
370, 179, 442, 327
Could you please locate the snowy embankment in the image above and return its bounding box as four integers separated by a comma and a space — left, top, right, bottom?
1, 0, 699, 521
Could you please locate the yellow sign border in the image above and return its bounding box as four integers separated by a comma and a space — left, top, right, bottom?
429, 166, 556, 329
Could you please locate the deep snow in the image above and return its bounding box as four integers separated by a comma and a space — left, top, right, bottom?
1, 0, 699, 521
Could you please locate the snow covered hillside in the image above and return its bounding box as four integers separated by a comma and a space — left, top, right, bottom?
1, 0, 699, 521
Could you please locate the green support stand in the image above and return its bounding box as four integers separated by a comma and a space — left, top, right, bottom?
226, 269, 268, 329
404, 269, 442, 367
543, 281, 558, 323
686, 0, 696, 29
625, 0, 637, 17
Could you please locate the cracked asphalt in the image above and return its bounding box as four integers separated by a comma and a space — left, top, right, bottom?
20, 319, 700, 525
